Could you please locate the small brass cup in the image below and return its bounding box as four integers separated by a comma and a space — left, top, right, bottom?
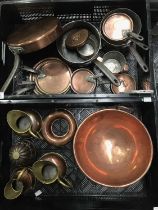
7, 110, 43, 139
32, 152, 72, 188
4, 168, 35, 200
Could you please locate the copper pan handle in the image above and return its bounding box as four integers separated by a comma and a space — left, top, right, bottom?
0, 50, 20, 93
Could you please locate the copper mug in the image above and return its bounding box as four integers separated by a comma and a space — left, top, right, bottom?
7, 110, 43, 139
4, 168, 35, 200
32, 152, 72, 188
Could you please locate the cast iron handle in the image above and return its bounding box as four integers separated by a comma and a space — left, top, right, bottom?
94, 57, 121, 87
129, 46, 149, 72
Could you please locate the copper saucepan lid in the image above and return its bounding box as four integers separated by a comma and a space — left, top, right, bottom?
111, 73, 136, 93
73, 109, 153, 187
30, 58, 72, 94
7, 17, 63, 54
65, 28, 89, 49
71, 68, 96, 94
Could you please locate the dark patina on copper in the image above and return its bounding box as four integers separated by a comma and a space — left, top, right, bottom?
74, 109, 153, 187
71, 68, 96, 94
111, 73, 136, 93
31, 58, 71, 94
7, 17, 63, 53
65, 28, 89, 49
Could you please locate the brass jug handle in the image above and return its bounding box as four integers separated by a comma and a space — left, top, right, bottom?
57, 177, 73, 188
29, 129, 43, 140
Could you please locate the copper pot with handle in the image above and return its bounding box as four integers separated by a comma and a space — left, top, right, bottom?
1, 17, 63, 93
32, 152, 72, 188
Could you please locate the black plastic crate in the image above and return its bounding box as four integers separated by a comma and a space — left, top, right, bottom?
0, 102, 157, 210
0, 1, 158, 210
0, 0, 154, 101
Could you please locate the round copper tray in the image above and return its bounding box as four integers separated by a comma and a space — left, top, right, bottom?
71, 68, 96, 94
102, 13, 133, 41
74, 109, 153, 187
31, 58, 71, 94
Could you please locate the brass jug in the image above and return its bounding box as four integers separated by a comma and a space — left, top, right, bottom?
32, 152, 72, 188
7, 110, 43, 139
4, 168, 35, 200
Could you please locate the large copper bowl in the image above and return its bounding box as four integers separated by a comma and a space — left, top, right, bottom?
73, 109, 153, 187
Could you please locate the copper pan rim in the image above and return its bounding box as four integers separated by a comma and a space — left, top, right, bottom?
40, 152, 67, 167
73, 109, 153, 187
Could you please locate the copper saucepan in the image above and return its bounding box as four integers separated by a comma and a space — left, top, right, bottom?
57, 21, 120, 87
29, 57, 72, 95
73, 109, 153, 187
101, 8, 149, 72
1, 17, 63, 93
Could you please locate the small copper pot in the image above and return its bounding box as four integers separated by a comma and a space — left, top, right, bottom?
4, 168, 35, 200
9, 141, 36, 167
42, 110, 77, 146
71, 68, 96, 94
30, 58, 72, 95
32, 152, 72, 188
7, 110, 43, 139
111, 73, 136, 93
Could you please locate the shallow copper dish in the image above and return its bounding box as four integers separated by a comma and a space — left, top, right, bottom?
111, 73, 136, 93
74, 109, 153, 187
102, 13, 133, 41
30, 58, 71, 94
71, 68, 96, 94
